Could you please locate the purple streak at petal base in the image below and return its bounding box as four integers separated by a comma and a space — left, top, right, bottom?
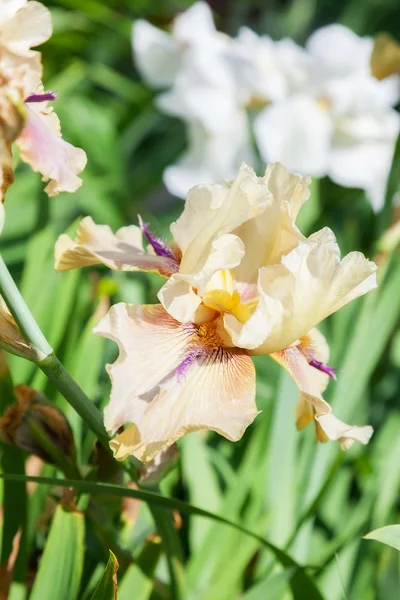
26, 91, 57, 103
309, 358, 337, 380
138, 215, 176, 260
176, 351, 202, 380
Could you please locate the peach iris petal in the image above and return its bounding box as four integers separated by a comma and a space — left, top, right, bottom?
271, 330, 373, 448
94, 303, 258, 463
16, 103, 87, 196
55, 216, 178, 277
0, 1, 52, 56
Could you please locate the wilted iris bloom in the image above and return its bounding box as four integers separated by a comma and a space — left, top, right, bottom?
0, 384, 76, 463
0, 0, 86, 198
0, 296, 47, 362
0, 70, 26, 202
55, 163, 376, 463
132, 4, 400, 211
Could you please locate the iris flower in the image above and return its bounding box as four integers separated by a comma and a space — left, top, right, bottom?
0, 0, 86, 198
55, 163, 376, 462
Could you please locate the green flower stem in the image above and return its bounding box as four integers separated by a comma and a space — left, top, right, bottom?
0, 255, 52, 357
40, 354, 109, 447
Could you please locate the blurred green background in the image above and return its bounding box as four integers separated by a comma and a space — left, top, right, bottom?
1, 1, 400, 599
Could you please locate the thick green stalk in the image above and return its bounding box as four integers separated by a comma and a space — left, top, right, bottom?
40, 354, 109, 446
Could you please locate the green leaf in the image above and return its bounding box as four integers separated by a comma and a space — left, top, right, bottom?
0, 473, 325, 600
118, 531, 161, 600
90, 551, 118, 600
181, 433, 222, 552
364, 525, 400, 552
118, 565, 153, 600
30, 505, 85, 600
0, 359, 28, 587
242, 569, 295, 600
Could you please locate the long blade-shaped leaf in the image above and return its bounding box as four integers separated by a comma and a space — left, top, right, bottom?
30, 505, 85, 600
91, 551, 118, 600
0, 473, 325, 600
364, 525, 400, 552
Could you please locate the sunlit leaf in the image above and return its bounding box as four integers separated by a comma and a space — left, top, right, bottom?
364, 525, 400, 552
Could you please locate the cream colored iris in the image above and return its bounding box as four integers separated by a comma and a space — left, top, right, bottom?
55, 162, 377, 463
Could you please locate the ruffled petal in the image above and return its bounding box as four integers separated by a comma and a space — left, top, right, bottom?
233, 162, 309, 285
0, 1, 52, 56
106, 353, 257, 462
226, 228, 377, 353
93, 304, 195, 435
16, 102, 87, 196
55, 216, 177, 276
270, 337, 373, 448
175, 163, 270, 277
169, 164, 229, 250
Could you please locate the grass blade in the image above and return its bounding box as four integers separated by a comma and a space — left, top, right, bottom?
0, 473, 325, 600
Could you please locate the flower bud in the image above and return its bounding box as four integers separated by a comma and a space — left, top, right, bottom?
0, 384, 76, 464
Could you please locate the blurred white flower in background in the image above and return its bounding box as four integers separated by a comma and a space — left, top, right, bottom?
254, 25, 400, 210
163, 118, 253, 199
133, 2, 251, 194
132, 3, 400, 211
132, 2, 226, 88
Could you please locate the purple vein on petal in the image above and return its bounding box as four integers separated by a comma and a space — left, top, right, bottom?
309, 358, 337, 380
175, 350, 203, 381
26, 91, 57, 103
138, 215, 176, 260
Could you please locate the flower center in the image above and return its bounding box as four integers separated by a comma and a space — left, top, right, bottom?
202, 269, 256, 323
316, 96, 330, 111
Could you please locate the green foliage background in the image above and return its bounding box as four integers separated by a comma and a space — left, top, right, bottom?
1, 1, 400, 599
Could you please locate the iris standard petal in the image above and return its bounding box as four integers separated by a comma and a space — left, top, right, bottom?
241, 228, 377, 354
